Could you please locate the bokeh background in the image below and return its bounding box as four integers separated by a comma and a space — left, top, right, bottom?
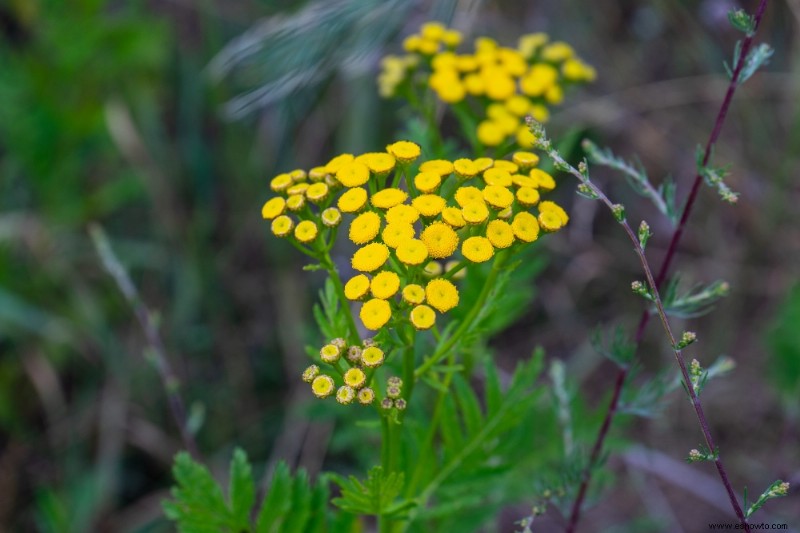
0, 0, 798, 531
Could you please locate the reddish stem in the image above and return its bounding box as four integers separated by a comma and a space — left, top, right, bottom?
565, 2, 768, 531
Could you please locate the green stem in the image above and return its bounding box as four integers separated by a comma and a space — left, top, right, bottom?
320, 251, 360, 346
414, 251, 508, 379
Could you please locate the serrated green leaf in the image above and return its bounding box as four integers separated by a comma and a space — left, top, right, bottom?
331, 467, 406, 516
440, 394, 464, 454
484, 359, 503, 416
452, 374, 484, 437
256, 462, 293, 533
229, 449, 255, 530
281, 470, 312, 533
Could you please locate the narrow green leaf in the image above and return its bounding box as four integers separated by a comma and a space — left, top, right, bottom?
452, 374, 484, 437
228, 449, 255, 530
256, 462, 293, 533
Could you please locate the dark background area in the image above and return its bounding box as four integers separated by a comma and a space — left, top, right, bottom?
0, 0, 797, 531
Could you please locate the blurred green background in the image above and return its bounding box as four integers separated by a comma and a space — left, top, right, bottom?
0, 0, 797, 531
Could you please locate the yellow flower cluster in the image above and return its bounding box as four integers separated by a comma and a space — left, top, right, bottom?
379, 22, 595, 148
303, 337, 386, 405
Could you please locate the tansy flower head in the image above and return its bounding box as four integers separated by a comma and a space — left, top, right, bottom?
419, 159, 454, 176
371, 271, 401, 299
290, 168, 307, 181
441, 206, 466, 228
302, 365, 320, 383
511, 174, 537, 188
337, 161, 370, 187
517, 125, 537, 148
493, 160, 519, 174
362, 337, 377, 348
486, 220, 515, 249
387, 385, 402, 399
287, 183, 309, 196
344, 274, 371, 300
311, 375, 335, 398
294, 221, 318, 243
462, 201, 490, 225
271, 215, 294, 237
347, 345, 362, 363
453, 158, 479, 178
539, 201, 569, 224
321, 207, 342, 227
308, 166, 329, 182
305, 182, 329, 203
482, 185, 514, 209
396, 238, 429, 266
483, 167, 513, 187
426, 278, 460, 313
505, 94, 531, 116
423, 261, 443, 277
512, 151, 540, 169
512, 212, 540, 242
371, 188, 408, 209
338, 187, 368, 213
357, 387, 375, 405
320, 344, 341, 363
386, 140, 421, 162
270, 173, 293, 192
402, 284, 425, 304
344, 368, 367, 389
529, 169, 556, 191
473, 158, 494, 172
362, 152, 396, 175
261, 197, 286, 219
361, 346, 385, 368
516, 187, 541, 206
538, 210, 563, 232
455, 186, 485, 208
286, 194, 305, 211
360, 298, 391, 330
330, 338, 347, 350
385, 204, 420, 225
388, 376, 403, 388
477, 121, 505, 147
382, 222, 415, 248
421, 222, 460, 259
352, 243, 390, 272
462, 236, 495, 263
324, 153, 355, 174
336, 385, 356, 405
414, 171, 442, 193
410, 304, 436, 330
412, 194, 447, 217
381, 397, 394, 410
394, 398, 407, 410
349, 211, 382, 245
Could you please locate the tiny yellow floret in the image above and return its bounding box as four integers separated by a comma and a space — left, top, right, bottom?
337, 161, 371, 188
321, 207, 342, 227
386, 140, 421, 162
426, 278, 459, 313
352, 243, 390, 272
294, 220, 318, 243
385, 204, 420, 225
462, 236, 494, 263
271, 215, 294, 237
361, 346, 385, 368
414, 171, 442, 193
462, 201, 490, 224
412, 194, 447, 217
512, 212, 540, 242
396, 238, 429, 266
338, 187, 369, 213
371, 271, 401, 299
371, 188, 408, 209
486, 220, 515, 249
262, 197, 286, 219
360, 298, 392, 330
421, 222, 460, 259
441, 206, 466, 228
357, 388, 376, 405
344, 368, 367, 389
419, 160, 454, 176
382, 222, 415, 248
336, 385, 356, 405
410, 305, 436, 330
402, 284, 425, 305
344, 274, 371, 300
482, 185, 515, 209
311, 375, 335, 398
349, 211, 382, 245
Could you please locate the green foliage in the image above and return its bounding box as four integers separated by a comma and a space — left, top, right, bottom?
728, 8, 757, 35
767, 283, 800, 403
659, 275, 730, 319
164, 450, 332, 533
591, 326, 636, 368
331, 466, 410, 517
312, 277, 350, 341
725, 41, 774, 85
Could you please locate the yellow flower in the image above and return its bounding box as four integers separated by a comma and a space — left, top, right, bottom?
345, 274, 371, 300
442, 29, 462, 47
493, 160, 519, 173
517, 126, 537, 148
360, 298, 392, 330
462, 201, 490, 224
426, 278, 459, 313
414, 171, 442, 193
344, 368, 367, 389
541, 41, 574, 62
290, 169, 307, 182
337, 161, 370, 187
539, 200, 569, 224
403, 35, 422, 53
412, 194, 446, 217
483, 69, 516, 101
309, 166, 329, 182
321, 207, 342, 227
482, 185, 514, 209
396, 238, 429, 266
545, 85, 564, 105
498, 47, 527, 76
483, 168, 513, 188
453, 158, 479, 178
538, 210, 564, 231
371, 271, 400, 299
511, 212, 540, 242
455, 186, 484, 207
357, 387, 376, 405
521, 64, 558, 97
302, 365, 320, 382
462, 236, 494, 263
349, 211, 382, 245
530, 104, 550, 122
511, 174, 537, 188
410, 305, 436, 330
421, 222, 459, 259
473, 157, 494, 172
336, 385, 356, 405
512, 151, 540, 169
477, 121, 505, 147
320, 343, 341, 363
529, 169, 556, 191
419, 159, 454, 176
423, 261, 443, 277
311, 375, 335, 398
270, 173, 293, 192
563, 59, 597, 81
361, 346, 385, 368
463, 74, 485, 96
362, 152, 396, 175
324, 153, 355, 174
371, 188, 408, 209
518, 32, 549, 59
385, 204, 420, 225
294, 221, 318, 243
382, 222, 415, 248
338, 187, 369, 213
286, 194, 305, 211
386, 140, 421, 162
441, 206, 466, 228
431, 51, 458, 70
418, 38, 440, 56
505, 95, 531, 116
271, 215, 294, 237
456, 54, 478, 72
402, 284, 425, 305
516, 187, 541, 207
305, 182, 329, 203
261, 197, 286, 219
433, 77, 466, 103
352, 243, 390, 272
486, 220, 515, 249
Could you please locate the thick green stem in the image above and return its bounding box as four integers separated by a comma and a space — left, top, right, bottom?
414, 251, 508, 379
